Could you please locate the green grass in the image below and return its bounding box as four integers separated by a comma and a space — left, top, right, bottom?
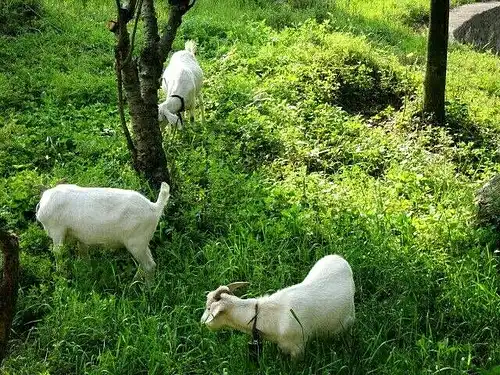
1, 0, 500, 373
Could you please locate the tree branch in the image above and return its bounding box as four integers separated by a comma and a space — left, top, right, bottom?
110, 0, 141, 163
115, 50, 137, 160
124, 0, 143, 66
158, 0, 196, 64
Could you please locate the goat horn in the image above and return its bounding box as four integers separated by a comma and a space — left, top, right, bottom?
213, 286, 231, 301
227, 282, 250, 293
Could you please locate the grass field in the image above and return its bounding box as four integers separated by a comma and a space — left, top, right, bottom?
1, 0, 500, 373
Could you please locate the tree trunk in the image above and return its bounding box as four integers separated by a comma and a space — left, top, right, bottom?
0, 230, 19, 365
113, 0, 170, 188
423, 0, 450, 124
111, 0, 195, 189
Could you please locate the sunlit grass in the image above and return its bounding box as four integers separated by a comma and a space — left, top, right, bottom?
1, 0, 499, 373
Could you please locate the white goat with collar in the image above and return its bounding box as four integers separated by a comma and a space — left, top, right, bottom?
201, 255, 355, 358
158, 40, 204, 127
35, 182, 170, 282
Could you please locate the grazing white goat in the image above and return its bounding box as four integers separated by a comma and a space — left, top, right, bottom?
201, 255, 355, 358
158, 40, 204, 127
35, 182, 170, 282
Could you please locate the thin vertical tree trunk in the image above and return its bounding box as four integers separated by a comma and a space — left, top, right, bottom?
0, 230, 19, 365
130, 0, 170, 188
423, 0, 450, 124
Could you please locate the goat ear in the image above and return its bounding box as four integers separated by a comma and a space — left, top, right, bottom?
205, 301, 224, 323
227, 282, 249, 293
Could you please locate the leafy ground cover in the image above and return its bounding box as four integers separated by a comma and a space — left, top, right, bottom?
1, 0, 499, 373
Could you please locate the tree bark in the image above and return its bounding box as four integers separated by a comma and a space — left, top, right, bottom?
129, 0, 171, 188
423, 0, 450, 124
0, 230, 19, 365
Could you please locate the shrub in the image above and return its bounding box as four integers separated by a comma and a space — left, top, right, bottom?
247, 22, 415, 116
400, 5, 429, 30
298, 53, 408, 115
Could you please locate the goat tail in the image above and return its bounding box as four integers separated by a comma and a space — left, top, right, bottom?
185, 40, 197, 55
156, 182, 171, 211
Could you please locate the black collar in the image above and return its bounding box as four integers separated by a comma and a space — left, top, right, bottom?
252, 302, 260, 340
170, 94, 185, 112
248, 302, 262, 363
170, 94, 184, 127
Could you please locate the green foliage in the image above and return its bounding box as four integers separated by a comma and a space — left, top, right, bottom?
0, 0, 43, 36
1, 0, 499, 373
400, 4, 430, 30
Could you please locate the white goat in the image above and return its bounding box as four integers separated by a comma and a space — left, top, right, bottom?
158, 40, 204, 127
35, 182, 170, 282
201, 255, 355, 358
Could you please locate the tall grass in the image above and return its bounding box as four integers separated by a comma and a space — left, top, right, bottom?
1, 0, 499, 373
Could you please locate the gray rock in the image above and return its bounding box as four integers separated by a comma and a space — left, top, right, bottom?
476, 174, 500, 227
449, 2, 500, 53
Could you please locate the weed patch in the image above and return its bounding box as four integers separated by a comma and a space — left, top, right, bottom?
1, 0, 500, 373
0, 0, 43, 36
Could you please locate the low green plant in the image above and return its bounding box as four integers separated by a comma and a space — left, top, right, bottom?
1, 0, 499, 373
400, 4, 429, 30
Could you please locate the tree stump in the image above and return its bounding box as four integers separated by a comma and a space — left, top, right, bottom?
0, 230, 19, 365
